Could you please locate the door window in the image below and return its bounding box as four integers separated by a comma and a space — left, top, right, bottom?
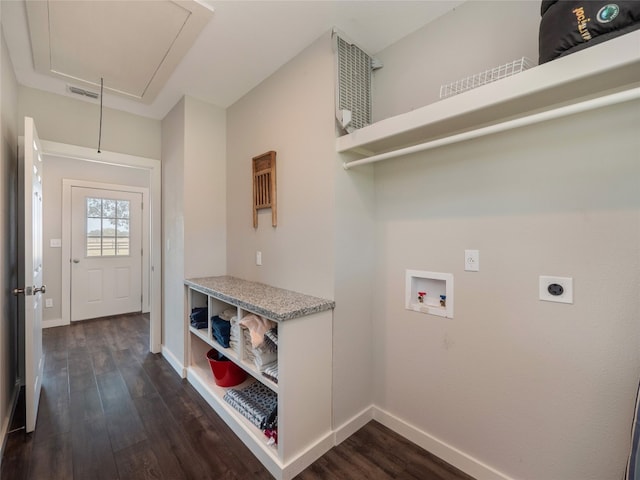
86, 197, 130, 257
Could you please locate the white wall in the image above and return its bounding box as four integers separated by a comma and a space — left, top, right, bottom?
372, 0, 540, 121
162, 98, 186, 362
18, 86, 161, 159
333, 156, 375, 431
226, 31, 376, 434
368, 2, 640, 477
372, 100, 640, 480
183, 96, 227, 278
226, 33, 335, 298
41, 158, 149, 323
0, 11, 19, 458
161, 96, 226, 366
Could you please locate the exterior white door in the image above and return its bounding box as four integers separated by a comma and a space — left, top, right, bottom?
19, 117, 44, 433
70, 187, 142, 321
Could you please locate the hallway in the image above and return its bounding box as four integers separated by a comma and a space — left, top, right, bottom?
1, 314, 472, 479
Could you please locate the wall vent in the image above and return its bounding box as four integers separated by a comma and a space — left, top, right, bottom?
68, 85, 99, 99
335, 34, 377, 133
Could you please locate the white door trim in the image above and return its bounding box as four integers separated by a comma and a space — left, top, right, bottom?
41, 140, 162, 354
65, 182, 148, 321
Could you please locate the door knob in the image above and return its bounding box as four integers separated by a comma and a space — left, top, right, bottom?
13, 286, 33, 296
33, 285, 46, 294
72, 259, 80, 264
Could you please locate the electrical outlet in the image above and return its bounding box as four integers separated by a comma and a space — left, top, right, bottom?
45, 298, 53, 308
464, 250, 479, 272
256, 251, 262, 266
539, 276, 573, 304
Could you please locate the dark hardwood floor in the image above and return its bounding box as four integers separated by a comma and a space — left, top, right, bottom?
1, 313, 473, 480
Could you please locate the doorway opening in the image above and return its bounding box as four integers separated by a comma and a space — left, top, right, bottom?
42, 141, 161, 353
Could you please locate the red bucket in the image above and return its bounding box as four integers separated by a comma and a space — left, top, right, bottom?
206, 349, 247, 387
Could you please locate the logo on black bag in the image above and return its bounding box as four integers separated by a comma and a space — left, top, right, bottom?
573, 7, 593, 40
597, 4, 620, 23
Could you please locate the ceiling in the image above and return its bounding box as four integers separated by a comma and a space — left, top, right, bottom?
2, 0, 464, 120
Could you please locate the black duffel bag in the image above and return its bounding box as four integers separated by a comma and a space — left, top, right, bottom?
539, 0, 640, 64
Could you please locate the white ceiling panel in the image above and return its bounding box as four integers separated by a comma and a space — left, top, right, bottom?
25, 0, 213, 103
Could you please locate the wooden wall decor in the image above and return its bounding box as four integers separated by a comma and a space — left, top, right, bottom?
252, 151, 277, 228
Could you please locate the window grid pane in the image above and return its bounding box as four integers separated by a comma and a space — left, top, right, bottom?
85, 197, 132, 257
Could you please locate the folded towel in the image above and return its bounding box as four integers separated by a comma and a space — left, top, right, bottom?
262, 328, 278, 352
253, 350, 277, 370
223, 382, 277, 429
241, 327, 255, 363
219, 308, 236, 321
264, 328, 278, 347
189, 307, 208, 324
261, 362, 278, 384
239, 314, 276, 348
211, 315, 231, 348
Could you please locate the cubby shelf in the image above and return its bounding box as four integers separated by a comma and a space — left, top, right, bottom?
337, 30, 640, 166
185, 276, 334, 480
189, 325, 279, 392
188, 337, 279, 459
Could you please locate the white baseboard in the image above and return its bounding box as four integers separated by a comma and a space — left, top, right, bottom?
281, 431, 335, 480
43, 318, 69, 329
333, 405, 374, 445
373, 407, 513, 480
0, 381, 21, 467
161, 345, 186, 378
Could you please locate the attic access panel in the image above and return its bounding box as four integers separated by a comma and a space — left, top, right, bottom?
25, 0, 213, 104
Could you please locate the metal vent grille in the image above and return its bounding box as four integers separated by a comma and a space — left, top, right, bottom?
68, 85, 100, 99
336, 36, 372, 132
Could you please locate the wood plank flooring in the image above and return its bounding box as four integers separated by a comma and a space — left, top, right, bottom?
1, 313, 474, 480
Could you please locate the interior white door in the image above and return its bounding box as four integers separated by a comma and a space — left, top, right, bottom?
70, 187, 142, 321
19, 117, 44, 433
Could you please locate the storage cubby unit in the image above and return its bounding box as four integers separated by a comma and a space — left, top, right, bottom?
184, 276, 335, 480
405, 270, 453, 318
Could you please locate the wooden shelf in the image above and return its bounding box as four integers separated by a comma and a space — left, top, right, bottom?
336, 30, 640, 160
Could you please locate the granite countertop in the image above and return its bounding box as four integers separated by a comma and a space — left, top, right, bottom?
184, 276, 335, 322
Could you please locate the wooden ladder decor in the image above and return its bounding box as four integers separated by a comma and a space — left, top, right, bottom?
252, 151, 277, 228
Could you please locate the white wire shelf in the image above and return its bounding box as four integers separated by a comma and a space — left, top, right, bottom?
439, 57, 535, 99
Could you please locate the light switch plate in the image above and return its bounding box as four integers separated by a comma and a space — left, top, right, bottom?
539, 276, 573, 304
50, 238, 62, 248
